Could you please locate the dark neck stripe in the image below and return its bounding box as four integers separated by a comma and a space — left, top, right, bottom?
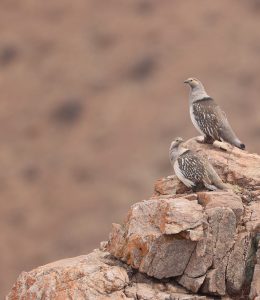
193, 96, 213, 103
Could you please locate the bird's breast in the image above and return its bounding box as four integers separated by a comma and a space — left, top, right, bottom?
190, 105, 204, 135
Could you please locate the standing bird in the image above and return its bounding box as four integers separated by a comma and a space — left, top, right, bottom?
169, 137, 228, 191
184, 78, 245, 150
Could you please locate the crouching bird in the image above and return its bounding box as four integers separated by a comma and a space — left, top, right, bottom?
184, 77, 245, 150
169, 137, 228, 191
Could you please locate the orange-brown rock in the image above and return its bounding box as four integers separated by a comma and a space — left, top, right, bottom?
108, 198, 201, 279
250, 241, 260, 300
197, 191, 244, 222
107, 139, 260, 299
7, 248, 215, 300
6, 138, 260, 299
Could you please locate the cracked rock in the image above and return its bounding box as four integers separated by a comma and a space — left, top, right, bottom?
6, 138, 260, 299
250, 240, 260, 299
7, 249, 212, 300
226, 232, 253, 295
197, 191, 244, 223
107, 198, 202, 278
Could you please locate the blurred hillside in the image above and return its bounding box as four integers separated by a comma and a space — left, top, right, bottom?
1, 0, 260, 297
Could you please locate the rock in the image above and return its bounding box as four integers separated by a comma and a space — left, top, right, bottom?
197, 191, 244, 222
200, 208, 237, 296
7, 249, 130, 300
7, 249, 214, 300
177, 274, 206, 293
250, 240, 260, 300
107, 139, 260, 298
6, 138, 260, 299
158, 198, 205, 239
226, 232, 253, 295
154, 176, 188, 196
183, 231, 214, 278
107, 198, 203, 278
246, 202, 260, 233
141, 235, 196, 278
107, 196, 247, 296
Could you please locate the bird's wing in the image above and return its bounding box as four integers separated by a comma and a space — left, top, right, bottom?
194, 99, 240, 144
177, 150, 206, 183
192, 98, 222, 140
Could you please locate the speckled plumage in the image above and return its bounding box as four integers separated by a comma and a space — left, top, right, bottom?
184, 78, 245, 150
177, 150, 207, 184
169, 137, 227, 191
192, 97, 224, 141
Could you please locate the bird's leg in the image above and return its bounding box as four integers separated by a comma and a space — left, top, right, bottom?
191, 183, 204, 192
191, 186, 198, 192
203, 135, 215, 144
204, 183, 218, 191
195, 135, 214, 144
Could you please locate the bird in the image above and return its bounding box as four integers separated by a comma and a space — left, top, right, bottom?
184, 78, 245, 150
169, 137, 228, 191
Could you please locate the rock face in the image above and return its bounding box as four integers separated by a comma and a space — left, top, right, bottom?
107, 139, 260, 299
7, 248, 214, 300
6, 138, 260, 299
250, 240, 260, 300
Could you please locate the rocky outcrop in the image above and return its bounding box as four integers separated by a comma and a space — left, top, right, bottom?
6, 138, 260, 299
7, 247, 215, 300
107, 194, 242, 296
107, 139, 260, 299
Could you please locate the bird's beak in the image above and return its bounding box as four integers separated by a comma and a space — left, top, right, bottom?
184, 80, 189, 84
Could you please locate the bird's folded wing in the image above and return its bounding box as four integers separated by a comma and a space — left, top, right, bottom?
177, 151, 206, 182
193, 99, 221, 140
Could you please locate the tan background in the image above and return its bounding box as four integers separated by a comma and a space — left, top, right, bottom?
1, 0, 260, 297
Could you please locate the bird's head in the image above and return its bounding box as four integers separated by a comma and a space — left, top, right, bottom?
184, 77, 209, 102
184, 77, 202, 89
170, 137, 184, 151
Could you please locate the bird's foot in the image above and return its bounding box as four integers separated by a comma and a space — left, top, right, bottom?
191, 183, 204, 192
195, 136, 206, 144
204, 183, 218, 191
213, 141, 231, 152
204, 136, 215, 144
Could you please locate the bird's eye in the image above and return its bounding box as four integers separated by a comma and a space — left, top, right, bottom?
190, 79, 193, 82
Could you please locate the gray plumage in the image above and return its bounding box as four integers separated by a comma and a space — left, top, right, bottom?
169, 137, 228, 191
184, 78, 245, 150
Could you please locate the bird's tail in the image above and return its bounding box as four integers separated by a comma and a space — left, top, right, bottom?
212, 178, 229, 191
221, 128, 245, 150
206, 164, 229, 191
232, 138, 245, 150
221, 120, 245, 150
